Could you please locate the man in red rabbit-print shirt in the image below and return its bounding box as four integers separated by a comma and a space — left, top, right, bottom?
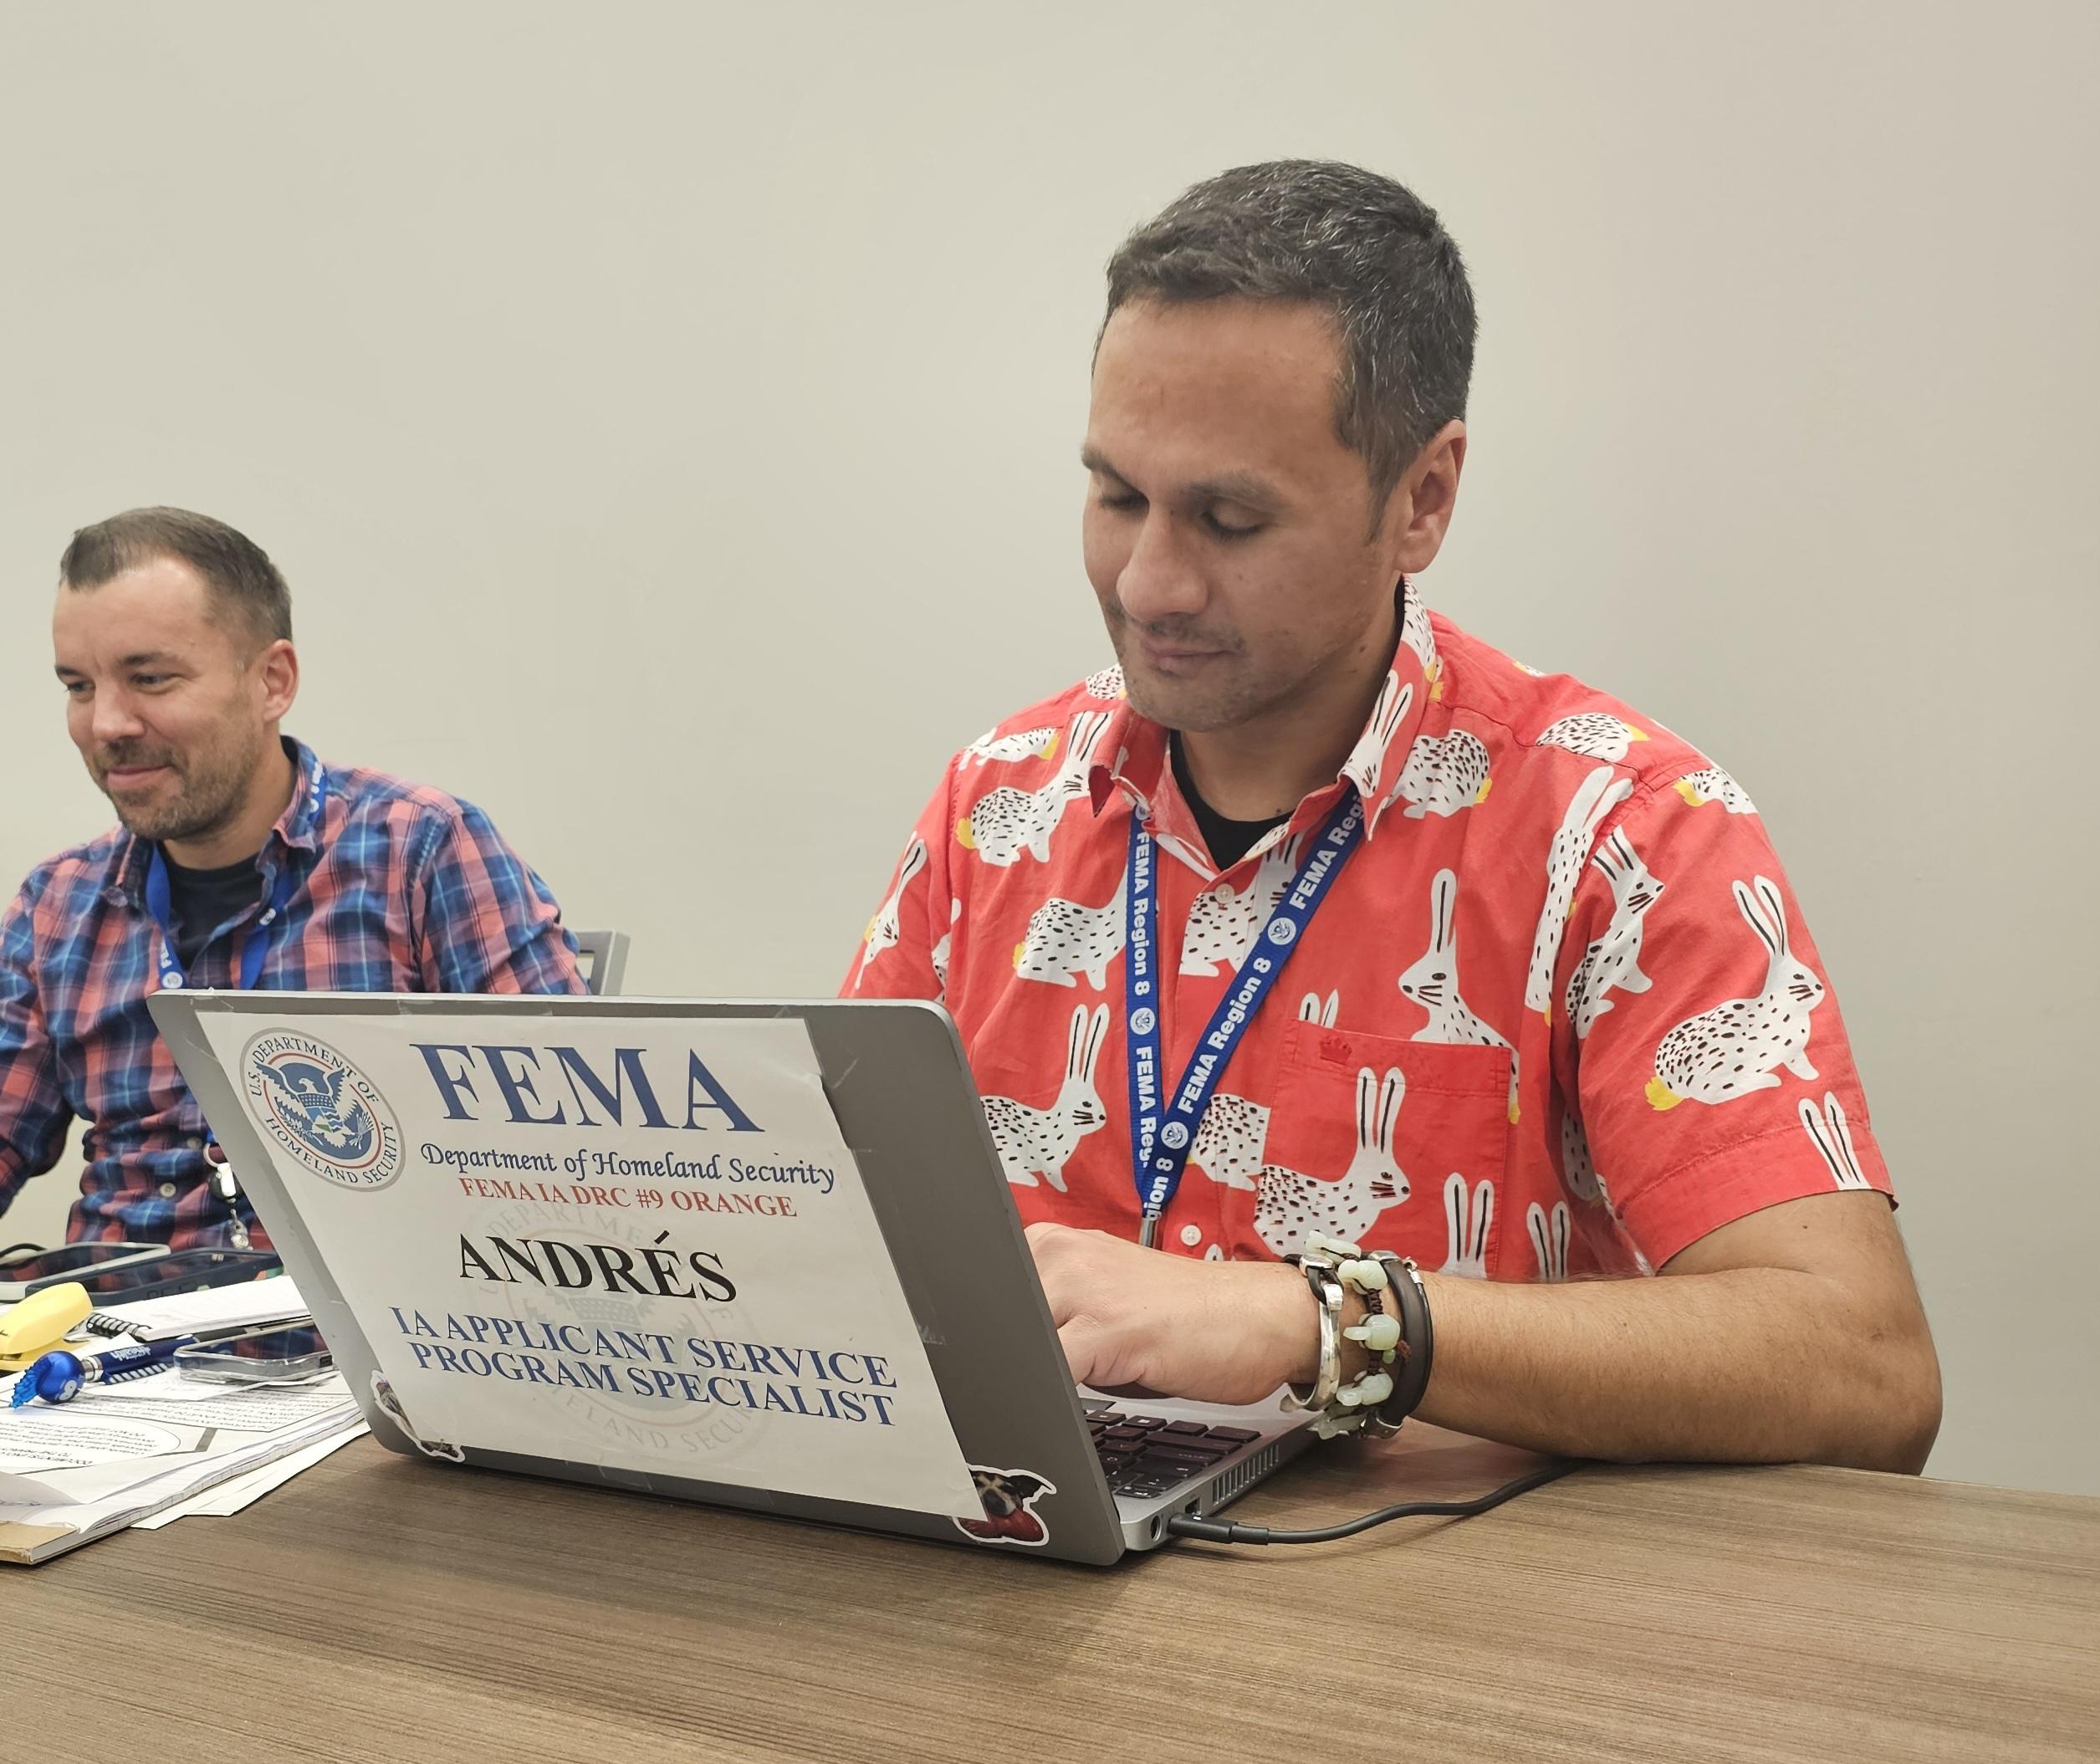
847, 161, 1940, 1472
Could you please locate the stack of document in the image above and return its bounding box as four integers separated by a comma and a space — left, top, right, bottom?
0, 1368, 364, 1565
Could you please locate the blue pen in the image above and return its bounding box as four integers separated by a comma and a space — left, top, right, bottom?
8, 1336, 195, 1408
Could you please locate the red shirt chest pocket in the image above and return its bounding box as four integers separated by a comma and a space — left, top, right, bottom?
1239, 1024, 1511, 1269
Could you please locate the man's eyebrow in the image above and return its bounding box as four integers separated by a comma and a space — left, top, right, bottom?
1078, 444, 1129, 483
1081, 447, 1285, 509
53, 651, 184, 678
1187, 471, 1285, 509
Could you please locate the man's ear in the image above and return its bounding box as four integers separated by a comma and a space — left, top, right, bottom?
256, 638, 300, 723
1376, 420, 1468, 576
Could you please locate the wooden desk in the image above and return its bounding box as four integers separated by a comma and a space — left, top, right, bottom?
13, 1428, 2097, 1763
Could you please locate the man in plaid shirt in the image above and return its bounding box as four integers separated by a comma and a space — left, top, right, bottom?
1, 507, 585, 1250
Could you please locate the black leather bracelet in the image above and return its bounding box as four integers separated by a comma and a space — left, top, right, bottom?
1372, 1253, 1434, 1427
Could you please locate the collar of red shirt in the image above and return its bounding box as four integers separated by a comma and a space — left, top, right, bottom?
1083, 584, 1441, 871
107, 737, 329, 905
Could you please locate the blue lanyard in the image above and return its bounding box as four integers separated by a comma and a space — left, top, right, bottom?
1124, 790, 1367, 1248
146, 849, 296, 994
143, 760, 324, 994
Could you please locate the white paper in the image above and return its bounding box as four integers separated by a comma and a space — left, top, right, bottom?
0, 1446, 212, 1506
0, 1414, 192, 1477
70, 1374, 356, 1432
0, 1402, 370, 1551
199, 1010, 980, 1519
130, 1422, 368, 1526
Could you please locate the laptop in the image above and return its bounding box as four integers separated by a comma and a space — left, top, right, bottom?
149, 993, 1316, 1566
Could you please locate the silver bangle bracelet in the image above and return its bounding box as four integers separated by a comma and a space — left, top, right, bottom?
1284, 1260, 1345, 1414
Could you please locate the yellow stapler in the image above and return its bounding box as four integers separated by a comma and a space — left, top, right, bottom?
0, 1282, 92, 1373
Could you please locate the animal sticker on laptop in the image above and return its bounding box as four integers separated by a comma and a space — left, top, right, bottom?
953, 1465, 1057, 1547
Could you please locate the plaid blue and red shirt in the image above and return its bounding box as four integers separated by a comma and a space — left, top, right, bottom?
0, 739, 585, 1249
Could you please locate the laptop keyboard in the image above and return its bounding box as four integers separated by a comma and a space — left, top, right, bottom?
1087, 1412, 1263, 1501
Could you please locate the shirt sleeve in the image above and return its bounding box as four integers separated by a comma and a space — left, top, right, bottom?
840, 764, 958, 1002
1557, 777, 1892, 1269
412, 804, 587, 996
0, 882, 73, 1218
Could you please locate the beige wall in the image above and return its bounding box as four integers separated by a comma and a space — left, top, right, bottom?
2, 3, 2092, 1494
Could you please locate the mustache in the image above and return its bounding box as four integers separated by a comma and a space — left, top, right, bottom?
94, 742, 179, 774
1104, 601, 1244, 654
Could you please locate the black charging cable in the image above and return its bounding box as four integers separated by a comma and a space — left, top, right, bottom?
1163, 1457, 1580, 1546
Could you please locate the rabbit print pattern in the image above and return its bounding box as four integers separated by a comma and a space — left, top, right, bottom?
1388, 729, 1492, 820
1188, 993, 1336, 1190
1560, 1112, 1649, 1270
1398, 868, 1520, 1122
981, 1005, 1108, 1190
958, 712, 1111, 867
1799, 1092, 1873, 1189
1560, 1106, 1602, 1204
1673, 766, 1757, 815
930, 897, 960, 994
1538, 713, 1649, 763
848, 589, 1892, 1283
1014, 874, 1127, 989
1193, 1000, 1335, 1193
1252, 1067, 1408, 1256
1343, 674, 1414, 800
1648, 877, 1826, 1110
964, 724, 1060, 769
1442, 1171, 1495, 1278
1181, 835, 1301, 975
1526, 1200, 1571, 1282
1563, 830, 1664, 1038
1187, 1093, 1270, 1192
1525, 765, 1636, 1016
1400, 591, 1441, 697
858, 836, 927, 982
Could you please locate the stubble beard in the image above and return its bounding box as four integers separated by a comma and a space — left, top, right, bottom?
1102, 606, 1259, 734
1106, 616, 1342, 739
96, 732, 263, 848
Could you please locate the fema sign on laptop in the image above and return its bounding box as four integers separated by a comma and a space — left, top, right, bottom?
198, 1010, 979, 1522
240, 1030, 403, 1189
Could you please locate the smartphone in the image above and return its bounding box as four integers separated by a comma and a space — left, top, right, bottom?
65, 1248, 282, 1303
175, 1323, 333, 1384
0, 1241, 171, 1302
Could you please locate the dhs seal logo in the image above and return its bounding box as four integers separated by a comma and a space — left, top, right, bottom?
241, 1031, 402, 1190
1130, 1007, 1157, 1037
1159, 1121, 1190, 1151
1265, 918, 1299, 948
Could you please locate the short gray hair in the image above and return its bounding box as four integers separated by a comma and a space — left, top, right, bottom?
1104, 160, 1477, 507
59, 506, 293, 647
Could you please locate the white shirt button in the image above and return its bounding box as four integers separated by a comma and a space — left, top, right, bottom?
185, 1136, 205, 1151
158, 1182, 178, 1198
1178, 1223, 1203, 1248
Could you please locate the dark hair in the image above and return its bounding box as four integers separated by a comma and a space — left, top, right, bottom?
59, 506, 293, 647
1104, 160, 1477, 506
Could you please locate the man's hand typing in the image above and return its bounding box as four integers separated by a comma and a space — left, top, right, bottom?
1025, 1221, 1317, 1406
